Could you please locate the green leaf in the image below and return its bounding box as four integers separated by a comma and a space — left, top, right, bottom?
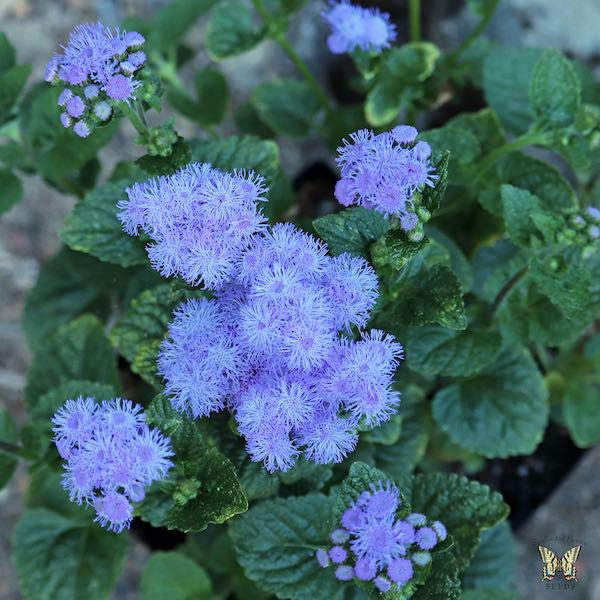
0, 64, 30, 119
231, 494, 345, 600
467, 0, 499, 17
0, 409, 18, 490
426, 227, 472, 292
482, 47, 542, 134
149, 0, 217, 50
422, 152, 450, 215
138, 395, 247, 532
205, 1, 265, 60
371, 228, 429, 272
313, 207, 390, 258
412, 553, 460, 600
530, 49, 581, 126
403, 472, 509, 570
419, 127, 480, 172
405, 326, 502, 377
190, 135, 279, 187
563, 367, 600, 448
136, 136, 192, 177
252, 79, 320, 138
12, 508, 127, 600
0, 168, 22, 213
462, 522, 516, 589
25, 315, 120, 412
432, 349, 549, 458
20, 85, 117, 187
194, 67, 229, 126
60, 181, 147, 267
132, 340, 163, 388
140, 552, 216, 600
22, 248, 161, 352
0, 32, 16, 72
376, 260, 467, 333
365, 82, 403, 128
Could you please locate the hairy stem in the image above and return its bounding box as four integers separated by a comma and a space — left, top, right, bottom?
119, 101, 149, 136
252, 0, 332, 111
409, 0, 422, 42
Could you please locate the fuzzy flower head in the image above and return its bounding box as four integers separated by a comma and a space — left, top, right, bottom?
46, 22, 147, 135
52, 396, 173, 533
335, 127, 437, 229
157, 219, 403, 472
118, 163, 268, 289
316, 479, 447, 594
323, 1, 396, 55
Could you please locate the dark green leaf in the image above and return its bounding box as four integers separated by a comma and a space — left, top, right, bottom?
194, 67, 229, 126
482, 47, 542, 134
0, 32, 16, 72
190, 135, 279, 187
0, 168, 22, 214
0, 64, 31, 119
402, 472, 509, 570
314, 207, 390, 258
136, 137, 192, 176
60, 181, 147, 267
12, 508, 127, 600
252, 79, 320, 138
462, 522, 516, 589
0, 409, 18, 490
426, 227, 472, 291
25, 315, 120, 412
140, 552, 216, 600
563, 361, 600, 448
371, 228, 429, 273
432, 349, 549, 458
412, 553, 460, 600
405, 326, 502, 377
231, 494, 345, 600
205, 1, 265, 60
530, 49, 581, 126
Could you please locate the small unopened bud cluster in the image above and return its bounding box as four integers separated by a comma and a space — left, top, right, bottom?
45, 23, 147, 137
316, 480, 447, 594
557, 206, 600, 258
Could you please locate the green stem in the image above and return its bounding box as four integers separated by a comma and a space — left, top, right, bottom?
252, 0, 332, 111
489, 267, 527, 316
0, 439, 22, 457
474, 131, 550, 183
449, 0, 500, 59
119, 101, 149, 136
409, 0, 422, 42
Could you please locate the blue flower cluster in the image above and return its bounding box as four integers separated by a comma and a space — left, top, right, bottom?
316, 481, 447, 592
52, 397, 173, 532
323, 1, 396, 55
118, 163, 268, 289
157, 222, 403, 472
335, 126, 436, 230
45, 23, 146, 137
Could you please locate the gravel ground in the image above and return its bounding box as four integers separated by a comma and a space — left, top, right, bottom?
1, 1, 599, 599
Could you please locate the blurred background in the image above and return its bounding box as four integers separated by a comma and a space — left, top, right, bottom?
1, 0, 599, 598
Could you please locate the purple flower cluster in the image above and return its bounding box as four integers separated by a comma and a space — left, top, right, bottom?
335, 126, 436, 230
52, 397, 173, 532
117, 163, 268, 289
46, 23, 146, 137
323, 1, 396, 55
158, 222, 403, 471
316, 480, 447, 593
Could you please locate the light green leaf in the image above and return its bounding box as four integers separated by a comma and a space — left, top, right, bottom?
252, 79, 320, 138
190, 135, 279, 187
0, 168, 22, 214
313, 207, 390, 258
482, 47, 542, 134
140, 552, 216, 600
432, 349, 549, 458
205, 1, 265, 60
25, 315, 120, 412
0, 409, 18, 490
405, 326, 502, 377
530, 49, 581, 126
462, 522, 517, 590
12, 508, 128, 600
231, 494, 345, 600
60, 181, 147, 267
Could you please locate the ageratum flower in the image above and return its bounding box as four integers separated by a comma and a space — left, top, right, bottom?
52, 397, 173, 533
316, 480, 447, 593
118, 163, 268, 289
45, 22, 146, 137
158, 223, 403, 471
334, 126, 436, 230
323, 1, 396, 55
